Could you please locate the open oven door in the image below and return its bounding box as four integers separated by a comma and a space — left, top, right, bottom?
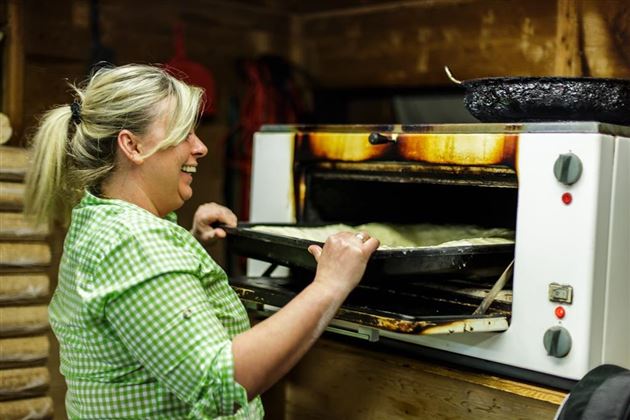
226, 224, 513, 339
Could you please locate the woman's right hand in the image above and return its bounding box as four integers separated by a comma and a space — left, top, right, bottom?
234, 231, 379, 399
307, 231, 380, 297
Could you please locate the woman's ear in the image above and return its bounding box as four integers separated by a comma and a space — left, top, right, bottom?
117, 130, 144, 165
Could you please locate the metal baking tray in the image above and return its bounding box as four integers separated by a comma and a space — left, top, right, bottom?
225, 223, 515, 278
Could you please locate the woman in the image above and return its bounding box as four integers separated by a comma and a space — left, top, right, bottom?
25, 64, 379, 419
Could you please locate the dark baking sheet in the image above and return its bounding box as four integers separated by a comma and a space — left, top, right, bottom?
225, 223, 515, 278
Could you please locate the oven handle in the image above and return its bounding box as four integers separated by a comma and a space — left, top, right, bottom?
326, 325, 380, 342
368, 132, 397, 145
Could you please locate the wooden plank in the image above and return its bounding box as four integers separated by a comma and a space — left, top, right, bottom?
0, 306, 49, 337
581, 0, 630, 78
2, 0, 24, 145
0, 182, 24, 210
0, 274, 50, 303
0, 336, 49, 368
0, 243, 51, 268
0, 367, 50, 400
0, 396, 53, 419
554, 0, 583, 76
0, 113, 12, 145
0, 146, 29, 181
274, 338, 565, 419
0, 213, 49, 240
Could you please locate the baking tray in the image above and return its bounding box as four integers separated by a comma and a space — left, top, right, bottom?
225, 223, 515, 278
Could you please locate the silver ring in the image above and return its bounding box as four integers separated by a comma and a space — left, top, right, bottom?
355, 232, 367, 242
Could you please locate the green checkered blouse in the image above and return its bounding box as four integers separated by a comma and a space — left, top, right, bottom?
49, 191, 264, 419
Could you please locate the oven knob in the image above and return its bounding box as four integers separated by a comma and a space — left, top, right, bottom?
553, 153, 583, 185
543, 326, 572, 358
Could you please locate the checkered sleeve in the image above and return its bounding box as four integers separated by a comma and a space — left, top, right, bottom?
88, 226, 249, 417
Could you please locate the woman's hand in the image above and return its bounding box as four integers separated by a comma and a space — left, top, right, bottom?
233, 230, 379, 399
191, 203, 237, 245
307, 231, 379, 297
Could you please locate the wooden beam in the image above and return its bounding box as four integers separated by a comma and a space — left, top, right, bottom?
0, 367, 50, 400
0, 213, 49, 240
0, 305, 49, 337
0, 182, 24, 210
0, 335, 49, 368
2, 0, 24, 145
581, 0, 630, 77
554, 0, 583, 76
0, 146, 29, 181
0, 274, 50, 303
0, 396, 53, 419
0, 242, 52, 268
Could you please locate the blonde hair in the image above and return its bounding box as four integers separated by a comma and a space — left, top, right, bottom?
24, 64, 204, 225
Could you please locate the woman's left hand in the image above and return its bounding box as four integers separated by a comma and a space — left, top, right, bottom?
191, 203, 237, 245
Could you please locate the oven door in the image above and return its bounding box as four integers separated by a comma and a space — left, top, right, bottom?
226, 224, 513, 337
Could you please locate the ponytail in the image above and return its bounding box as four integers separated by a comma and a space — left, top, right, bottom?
24, 105, 77, 225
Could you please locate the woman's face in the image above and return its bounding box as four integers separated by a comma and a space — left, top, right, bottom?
138, 102, 207, 216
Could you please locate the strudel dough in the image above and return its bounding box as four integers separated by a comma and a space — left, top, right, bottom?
249, 223, 514, 249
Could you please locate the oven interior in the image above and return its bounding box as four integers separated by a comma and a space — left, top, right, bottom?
229, 160, 519, 334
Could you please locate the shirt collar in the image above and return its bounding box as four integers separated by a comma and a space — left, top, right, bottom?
79, 190, 178, 223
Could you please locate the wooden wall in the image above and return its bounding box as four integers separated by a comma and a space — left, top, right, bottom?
263, 337, 566, 420
295, 0, 630, 87
0, 147, 54, 419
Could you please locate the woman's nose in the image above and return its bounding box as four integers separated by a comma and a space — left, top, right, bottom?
190, 133, 208, 157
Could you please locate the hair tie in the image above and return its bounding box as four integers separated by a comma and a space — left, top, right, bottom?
70, 101, 82, 124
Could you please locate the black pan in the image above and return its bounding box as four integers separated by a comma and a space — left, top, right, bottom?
446, 68, 630, 125
225, 223, 515, 279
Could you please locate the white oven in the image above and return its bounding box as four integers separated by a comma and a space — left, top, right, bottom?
230, 122, 630, 388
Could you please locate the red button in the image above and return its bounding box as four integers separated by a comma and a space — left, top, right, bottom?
561, 192, 572, 205
555, 306, 566, 319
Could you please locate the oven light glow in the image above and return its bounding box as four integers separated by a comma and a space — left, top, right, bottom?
555, 306, 566, 319
561, 192, 573, 205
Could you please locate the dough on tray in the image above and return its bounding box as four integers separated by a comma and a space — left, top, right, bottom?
249, 223, 515, 249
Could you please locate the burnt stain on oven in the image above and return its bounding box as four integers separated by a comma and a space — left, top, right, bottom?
295, 131, 519, 168
293, 131, 520, 221
296, 131, 395, 162
231, 277, 512, 336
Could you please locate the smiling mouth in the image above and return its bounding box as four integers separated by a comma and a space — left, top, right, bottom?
181, 165, 197, 174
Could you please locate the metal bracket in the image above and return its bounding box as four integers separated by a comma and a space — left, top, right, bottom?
326, 325, 380, 342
